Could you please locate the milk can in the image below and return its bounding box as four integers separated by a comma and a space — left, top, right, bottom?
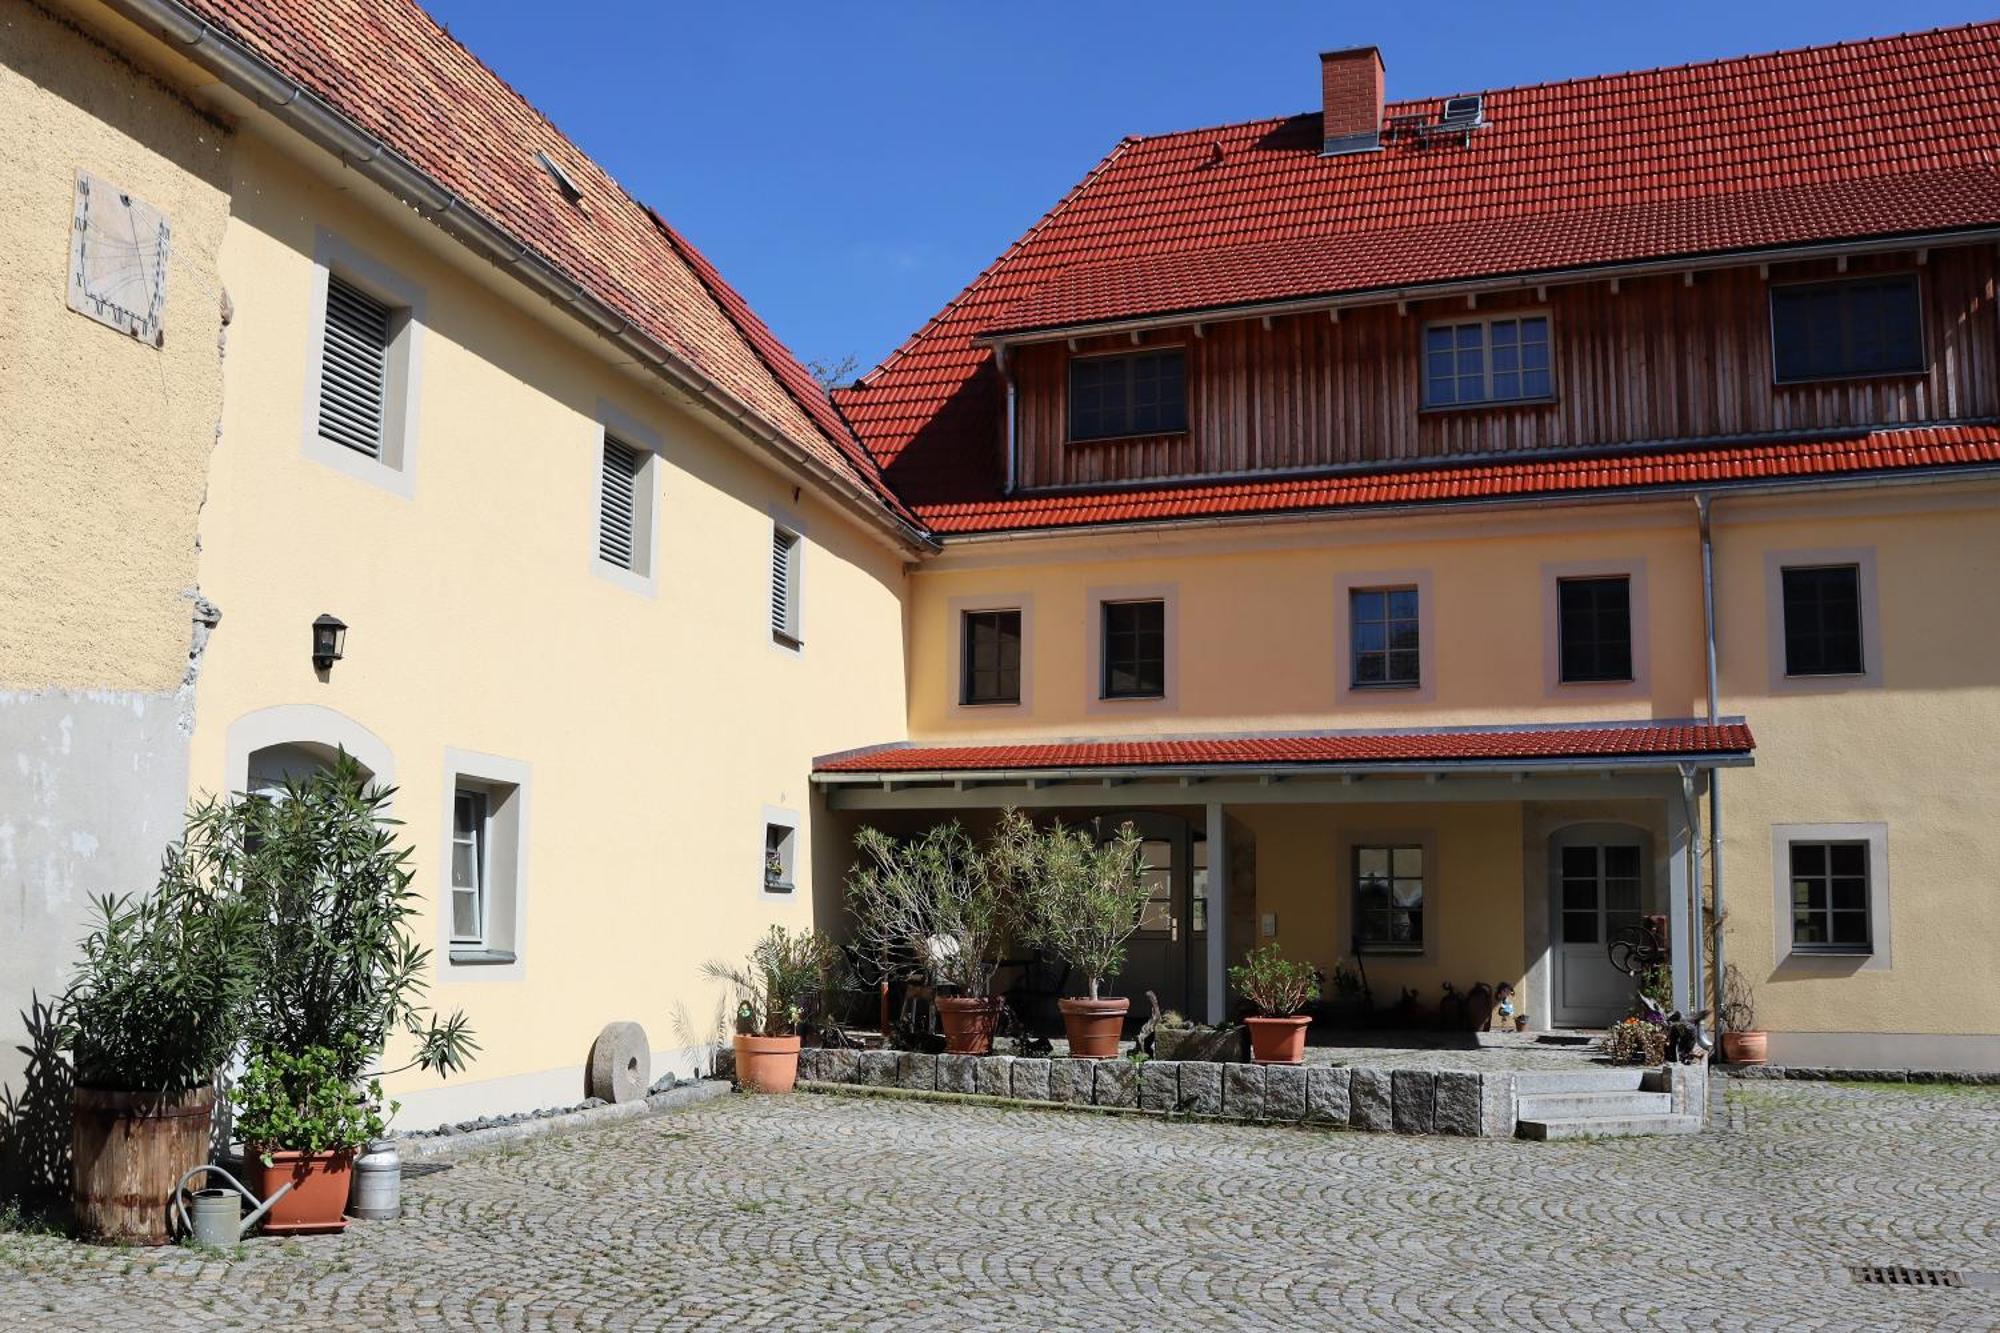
349, 1139, 401, 1220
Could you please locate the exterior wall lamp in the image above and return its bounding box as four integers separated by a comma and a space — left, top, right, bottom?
311, 614, 347, 671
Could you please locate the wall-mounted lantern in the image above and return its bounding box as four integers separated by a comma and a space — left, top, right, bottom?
311, 614, 347, 671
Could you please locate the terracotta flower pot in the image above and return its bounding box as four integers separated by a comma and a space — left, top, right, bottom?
1245, 1014, 1311, 1064
1720, 1030, 1769, 1065
1058, 996, 1130, 1058
1514, 1016, 1529, 1033
733, 1033, 802, 1094
70, 1085, 216, 1245
934, 996, 1004, 1055
248, 1147, 354, 1234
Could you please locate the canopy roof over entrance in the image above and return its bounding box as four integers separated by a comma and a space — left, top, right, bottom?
813, 720, 1753, 787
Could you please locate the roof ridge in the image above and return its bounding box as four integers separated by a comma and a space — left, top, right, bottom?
1123, 18, 2000, 150
840, 135, 1140, 392
642, 205, 912, 517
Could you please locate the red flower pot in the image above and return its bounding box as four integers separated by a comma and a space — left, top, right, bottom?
1719, 1030, 1768, 1065
1058, 996, 1130, 1058
248, 1148, 354, 1234
733, 1033, 802, 1094
934, 996, 1004, 1055
1245, 1014, 1311, 1064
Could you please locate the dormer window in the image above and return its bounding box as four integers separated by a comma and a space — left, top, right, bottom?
1069, 348, 1188, 442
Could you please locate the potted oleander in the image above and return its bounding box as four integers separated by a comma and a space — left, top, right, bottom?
235, 756, 477, 1230
1004, 811, 1151, 1058
1229, 943, 1321, 1064
703, 925, 842, 1093
58, 808, 258, 1244
847, 820, 1012, 1054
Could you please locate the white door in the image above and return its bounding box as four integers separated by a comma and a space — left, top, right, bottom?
1552, 840, 1645, 1027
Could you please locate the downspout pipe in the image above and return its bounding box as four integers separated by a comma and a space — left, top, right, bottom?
1696, 494, 1727, 1029
995, 343, 1018, 495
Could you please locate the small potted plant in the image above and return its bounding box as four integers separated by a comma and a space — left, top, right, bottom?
1717, 963, 1767, 1065
58, 805, 258, 1244
1323, 957, 1370, 1028
1005, 812, 1151, 1058
1228, 943, 1321, 1064
1601, 1016, 1668, 1066
847, 820, 1012, 1054
233, 1040, 391, 1234
703, 925, 842, 1093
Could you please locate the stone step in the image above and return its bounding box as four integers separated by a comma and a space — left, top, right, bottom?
1512, 1067, 1650, 1094
1516, 1113, 1704, 1141
1516, 1091, 1673, 1121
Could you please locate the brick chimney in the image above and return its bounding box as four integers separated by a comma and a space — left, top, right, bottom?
1320, 46, 1385, 156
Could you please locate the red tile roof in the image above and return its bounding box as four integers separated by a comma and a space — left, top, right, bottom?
178, 0, 901, 523
815, 722, 1755, 774
916, 422, 2000, 534
835, 22, 2000, 527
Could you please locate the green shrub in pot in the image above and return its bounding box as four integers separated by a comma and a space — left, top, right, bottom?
58, 806, 259, 1243
1003, 810, 1151, 1057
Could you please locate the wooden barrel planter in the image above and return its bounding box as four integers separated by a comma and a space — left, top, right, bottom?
71, 1085, 216, 1245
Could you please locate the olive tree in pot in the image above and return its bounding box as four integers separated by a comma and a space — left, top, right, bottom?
236, 756, 477, 1231
1004, 811, 1150, 1058
58, 807, 258, 1244
847, 821, 1010, 1054
1228, 944, 1322, 1064
703, 926, 843, 1093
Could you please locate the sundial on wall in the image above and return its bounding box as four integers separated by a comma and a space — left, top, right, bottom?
68, 169, 171, 345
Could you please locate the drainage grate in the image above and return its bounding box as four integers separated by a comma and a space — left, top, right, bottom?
1851, 1265, 1963, 1288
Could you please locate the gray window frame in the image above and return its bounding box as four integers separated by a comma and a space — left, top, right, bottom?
1067, 347, 1189, 443
1769, 272, 1926, 385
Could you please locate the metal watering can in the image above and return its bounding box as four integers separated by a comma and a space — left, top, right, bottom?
171, 1164, 294, 1246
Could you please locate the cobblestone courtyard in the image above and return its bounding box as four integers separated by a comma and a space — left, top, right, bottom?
4, 1080, 1998, 1331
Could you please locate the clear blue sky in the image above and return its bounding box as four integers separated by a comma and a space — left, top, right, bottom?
424, 1, 1992, 380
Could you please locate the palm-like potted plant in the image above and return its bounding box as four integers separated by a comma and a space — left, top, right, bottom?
1717, 963, 1766, 1065
703, 925, 842, 1093
1228, 943, 1321, 1064
58, 806, 258, 1244
235, 755, 476, 1230
847, 820, 1011, 1054
1005, 811, 1150, 1058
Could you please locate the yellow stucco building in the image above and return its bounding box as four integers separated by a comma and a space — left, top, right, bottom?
3, 0, 1998, 1170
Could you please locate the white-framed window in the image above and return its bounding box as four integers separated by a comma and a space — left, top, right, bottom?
1422, 313, 1552, 408
764, 823, 795, 893
443, 751, 531, 973
1334, 570, 1434, 704
762, 806, 800, 898
1348, 586, 1421, 688
1770, 822, 1890, 970
1763, 548, 1880, 692
771, 523, 802, 648
589, 402, 662, 597
301, 230, 424, 496
449, 787, 488, 947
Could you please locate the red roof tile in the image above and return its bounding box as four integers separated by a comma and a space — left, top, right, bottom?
178, 0, 900, 522
835, 23, 2000, 525
914, 423, 2000, 534
815, 722, 1755, 774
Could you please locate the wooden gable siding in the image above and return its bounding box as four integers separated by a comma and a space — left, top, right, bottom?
1012, 246, 1999, 490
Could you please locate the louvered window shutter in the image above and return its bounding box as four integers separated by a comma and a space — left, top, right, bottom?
771, 526, 800, 642
599, 437, 641, 570
317, 275, 391, 458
